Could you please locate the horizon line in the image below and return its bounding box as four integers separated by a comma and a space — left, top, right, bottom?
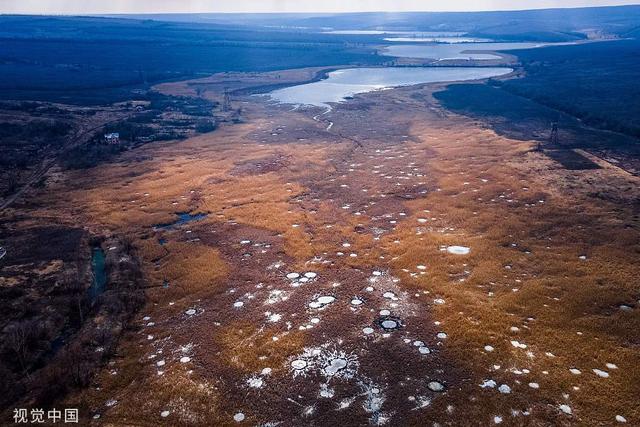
2, 4, 640, 17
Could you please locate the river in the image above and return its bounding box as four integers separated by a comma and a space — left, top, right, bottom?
268, 66, 512, 107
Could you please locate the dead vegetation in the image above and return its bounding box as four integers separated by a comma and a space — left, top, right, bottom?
0, 227, 145, 422
0, 72, 638, 425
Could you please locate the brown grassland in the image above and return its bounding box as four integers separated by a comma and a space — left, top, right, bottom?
1, 71, 639, 426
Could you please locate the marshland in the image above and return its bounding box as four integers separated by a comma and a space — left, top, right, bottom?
0, 5, 639, 426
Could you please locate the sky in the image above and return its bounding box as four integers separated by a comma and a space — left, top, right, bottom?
1, 0, 639, 14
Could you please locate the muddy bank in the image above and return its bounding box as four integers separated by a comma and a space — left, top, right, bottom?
228, 67, 341, 96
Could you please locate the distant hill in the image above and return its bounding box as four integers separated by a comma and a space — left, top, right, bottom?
1, 5, 639, 104
434, 39, 640, 167
0, 16, 385, 104
109, 5, 640, 41
500, 40, 640, 138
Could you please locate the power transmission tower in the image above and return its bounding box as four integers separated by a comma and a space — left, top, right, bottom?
534, 138, 543, 152
549, 121, 559, 146
222, 88, 231, 112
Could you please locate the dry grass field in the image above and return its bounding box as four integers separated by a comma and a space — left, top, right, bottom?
4, 72, 639, 426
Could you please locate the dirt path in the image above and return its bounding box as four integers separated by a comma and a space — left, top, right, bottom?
0, 113, 131, 212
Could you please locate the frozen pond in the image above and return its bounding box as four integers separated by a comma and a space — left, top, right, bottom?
153, 211, 208, 231
268, 66, 512, 107
323, 30, 467, 36
383, 42, 550, 60
384, 37, 492, 43
324, 30, 489, 43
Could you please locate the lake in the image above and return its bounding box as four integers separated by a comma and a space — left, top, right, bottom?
383, 42, 548, 60
268, 67, 513, 107
384, 37, 492, 43
323, 30, 466, 36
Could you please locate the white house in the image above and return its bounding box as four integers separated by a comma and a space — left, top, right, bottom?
104, 133, 120, 144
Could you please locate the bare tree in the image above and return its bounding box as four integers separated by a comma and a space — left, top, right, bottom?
61, 267, 86, 324
6, 321, 32, 375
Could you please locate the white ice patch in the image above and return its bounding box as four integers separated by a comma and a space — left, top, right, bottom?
338, 397, 356, 410
319, 383, 335, 398
381, 320, 398, 329
593, 368, 609, 378
247, 375, 264, 389
309, 295, 336, 309
383, 292, 398, 301
324, 358, 348, 376
291, 359, 308, 371
265, 289, 289, 305
559, 405, 572, 415
411, 395, 431, 410
427, 381, 445, 392
418, 346, 431, 355
447, 246, 470, 255
480, 379, 497, 389
288, 344, 359, 380
360, 380, 387, 425
498, 384, 511, 394
267, 312, 282, 322
511, 340, 527, 349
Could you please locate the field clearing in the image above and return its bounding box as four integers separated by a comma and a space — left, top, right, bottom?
2, 71, 639, 425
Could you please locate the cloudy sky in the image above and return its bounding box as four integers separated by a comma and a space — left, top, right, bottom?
1, 0, 638, 14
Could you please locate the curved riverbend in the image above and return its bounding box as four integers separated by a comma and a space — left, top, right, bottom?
269, 66, 513, 107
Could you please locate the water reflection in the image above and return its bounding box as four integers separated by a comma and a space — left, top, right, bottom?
269, 67, 512, 107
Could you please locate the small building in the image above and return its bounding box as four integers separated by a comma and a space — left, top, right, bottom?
104, 132, 120, 144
